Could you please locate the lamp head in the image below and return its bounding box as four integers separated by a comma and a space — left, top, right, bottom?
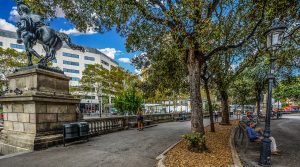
264, 18, 287, 50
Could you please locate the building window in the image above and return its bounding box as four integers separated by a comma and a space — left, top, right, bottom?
84, 96, 95, 99
10, 43, 25, 50
71, 77, 80, 81
84, 56, 95, 61
0, 42, 3, 47
63, 60, 79, 66
63, 52, 79, 59
63, 68, 80, 74
101, 60, 109, 66
52, 59, 57, 63
85, 64, 91, 68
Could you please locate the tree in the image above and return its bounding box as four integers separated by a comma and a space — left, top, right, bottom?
244, 59, 268, 115
114, 87, 143, 114
28, 0, 299, 151
0, 48, 27, 94
80, 64, 109, 115
274, 76, 300, 102
201, 63, 215, 132
230, 74, 255, 113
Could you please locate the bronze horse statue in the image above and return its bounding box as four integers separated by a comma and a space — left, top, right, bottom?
16, 0, 85, 66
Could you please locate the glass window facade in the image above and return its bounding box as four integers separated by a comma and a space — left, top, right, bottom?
0, 42, 3, 46
84, 96, 95, 99
84, 56, 95, 61
63, 68, 80, 74
63, 60, 79, 66
52, 59, 57, 63
101, 60, 109, 66
71, 77, 80, 81
63, 52, 79, 59
10, 43, 25, 49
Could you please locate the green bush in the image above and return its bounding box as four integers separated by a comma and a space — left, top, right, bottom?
182, 132, 207, 152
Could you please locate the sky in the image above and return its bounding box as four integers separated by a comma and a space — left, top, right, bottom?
0, 0, 139, 74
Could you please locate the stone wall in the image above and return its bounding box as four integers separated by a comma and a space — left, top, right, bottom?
0, 66, 80, 151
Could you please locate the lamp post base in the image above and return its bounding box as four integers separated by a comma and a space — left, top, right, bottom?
259, 137, 272, 166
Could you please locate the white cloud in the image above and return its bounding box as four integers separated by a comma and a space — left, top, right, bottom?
118, 58, 131, 63
98, 48, 121, 59
59, 28, 97, 35
9, 6, 20, 22
0, 19, 17, 32
134, 69, 141, 75
55, 7, 65, 18
9, 6, 64, 23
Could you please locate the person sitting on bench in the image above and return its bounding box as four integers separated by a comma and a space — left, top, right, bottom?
246, 122, 281, 155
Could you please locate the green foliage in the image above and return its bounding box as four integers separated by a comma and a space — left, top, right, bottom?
0, 48, 27, 92
204, 103, 219, 112
274, 76, 300, 101
182, 132, 207, 153
113, 88, 143, 114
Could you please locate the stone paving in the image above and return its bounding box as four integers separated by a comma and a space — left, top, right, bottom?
0, 120, 206, 167
239, 114, 300, 167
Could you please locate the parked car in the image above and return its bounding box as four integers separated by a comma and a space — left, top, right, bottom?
110, 108, 118, 115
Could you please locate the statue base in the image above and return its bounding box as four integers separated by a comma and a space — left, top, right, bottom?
0, 66, 80, 151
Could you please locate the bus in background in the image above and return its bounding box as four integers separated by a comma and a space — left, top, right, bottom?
283, 105, 300, 112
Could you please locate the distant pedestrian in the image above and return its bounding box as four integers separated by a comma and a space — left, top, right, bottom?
237, 110, 241, 120
214, 111, 218, 123
136, 108, 144, 131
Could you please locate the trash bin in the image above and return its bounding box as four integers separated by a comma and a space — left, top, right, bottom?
64, 123, 79, 139
77, 122, 89, 137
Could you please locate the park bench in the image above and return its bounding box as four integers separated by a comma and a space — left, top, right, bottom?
234, 122, 260, 153
63, 122, 89, 146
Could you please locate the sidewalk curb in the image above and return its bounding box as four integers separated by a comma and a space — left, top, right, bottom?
229, 127, 243, 167
156, 139, 182, 167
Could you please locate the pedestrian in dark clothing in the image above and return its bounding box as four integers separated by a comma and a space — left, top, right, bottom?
214, 111, 218, 123
136, 108, 144, 131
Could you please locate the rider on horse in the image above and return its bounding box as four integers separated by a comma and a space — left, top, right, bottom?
16, 0, 44, 66
15, 0, 85, 67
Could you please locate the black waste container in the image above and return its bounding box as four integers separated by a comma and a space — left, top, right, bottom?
77, 122, 89, 137
64, 123, 79, 139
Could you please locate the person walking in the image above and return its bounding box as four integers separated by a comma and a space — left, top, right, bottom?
136, 108, 144, 131
214, 111, 219, 123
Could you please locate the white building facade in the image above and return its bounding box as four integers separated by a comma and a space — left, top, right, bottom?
0, 29, 118, 113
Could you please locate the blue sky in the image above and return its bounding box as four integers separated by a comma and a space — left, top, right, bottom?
0, 0, 139, 73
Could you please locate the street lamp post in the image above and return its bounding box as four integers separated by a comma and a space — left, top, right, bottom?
259, 18, 286, 166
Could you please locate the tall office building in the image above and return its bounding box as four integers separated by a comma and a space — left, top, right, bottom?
0, 29, 119, 113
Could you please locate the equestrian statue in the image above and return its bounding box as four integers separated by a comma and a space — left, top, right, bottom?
15, 0, 85, 67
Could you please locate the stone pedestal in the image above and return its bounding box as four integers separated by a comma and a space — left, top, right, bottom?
0, 66, 80, 151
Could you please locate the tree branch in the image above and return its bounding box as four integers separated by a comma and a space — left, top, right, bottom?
284, 25, 300, 39
204, 1, 267, 60
207, 0, 221, 19
125, 0, 175, 28
167, 0, 173, 11
150, 0, 167, 12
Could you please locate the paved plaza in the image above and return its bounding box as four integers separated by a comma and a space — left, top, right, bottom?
240, 114, 300, 167
0, 120, 198, 167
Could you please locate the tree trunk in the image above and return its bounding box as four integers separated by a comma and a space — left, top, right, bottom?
220, 89, 230, 125
187, 48, 205, 133
203, 79, 215, 132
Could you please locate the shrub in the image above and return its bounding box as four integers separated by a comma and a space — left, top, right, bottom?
182, 132, 207, 152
